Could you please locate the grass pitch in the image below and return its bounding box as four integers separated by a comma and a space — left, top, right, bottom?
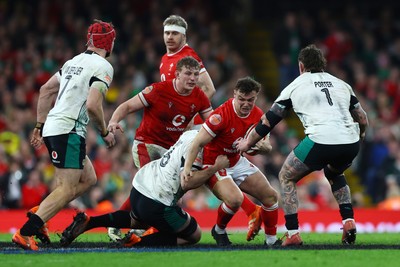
1, 231, 399, 267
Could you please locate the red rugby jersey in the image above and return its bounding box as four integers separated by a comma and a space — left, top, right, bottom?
202, 98, 263, 166
135, 80, 212, 148
159, 44, 205, 82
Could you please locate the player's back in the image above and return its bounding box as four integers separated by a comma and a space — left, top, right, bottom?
133, 130, 199, 206
279, 72, 359, 144
44, 52, 113, 138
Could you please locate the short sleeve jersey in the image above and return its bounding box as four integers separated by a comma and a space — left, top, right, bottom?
133, 130, 202, 206
276, 72, 360, 144
43, 51, 113, 139
159, 44, 205, 82
135, 80, 212, 148
202, 98, 264, 167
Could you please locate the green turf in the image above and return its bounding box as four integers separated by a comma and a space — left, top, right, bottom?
1, 232, 400, 267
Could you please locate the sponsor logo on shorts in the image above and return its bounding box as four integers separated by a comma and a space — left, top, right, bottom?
51, 151, 58, 159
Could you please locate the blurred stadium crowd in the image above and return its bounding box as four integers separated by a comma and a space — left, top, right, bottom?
1, 0, 400, 212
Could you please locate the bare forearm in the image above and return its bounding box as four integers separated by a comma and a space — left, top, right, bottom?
37, 94, 55, 123
351, 106, 369, 139
182, 165, 217, 191
88, 105, 107, 135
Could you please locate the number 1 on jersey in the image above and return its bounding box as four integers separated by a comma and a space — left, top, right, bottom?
321, 88, 333, 106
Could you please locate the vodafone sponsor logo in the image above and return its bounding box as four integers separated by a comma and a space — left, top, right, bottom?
172, 114, 186, 127
51, 151, 60, 164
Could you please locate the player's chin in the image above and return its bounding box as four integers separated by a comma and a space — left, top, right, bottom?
241, 109, 251, 116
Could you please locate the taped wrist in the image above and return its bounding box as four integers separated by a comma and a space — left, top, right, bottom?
35, 122, 44, 136
100, 130, 109, 137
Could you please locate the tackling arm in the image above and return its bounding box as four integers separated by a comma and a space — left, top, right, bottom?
182, 127, 213, 178
237, 102, 287, 153
181, 155, 229, 191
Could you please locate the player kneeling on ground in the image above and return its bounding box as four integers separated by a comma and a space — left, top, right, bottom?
60, 130, 229, 247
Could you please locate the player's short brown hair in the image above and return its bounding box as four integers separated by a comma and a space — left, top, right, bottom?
298, 44, 327, 72
176, 56, 200, 71
235, 77, 261, 94
163, 15, 188, 31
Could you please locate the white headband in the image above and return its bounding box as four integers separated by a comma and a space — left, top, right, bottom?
164, 25, 186, 35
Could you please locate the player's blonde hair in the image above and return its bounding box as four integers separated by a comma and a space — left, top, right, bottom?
163, 15, 188, 32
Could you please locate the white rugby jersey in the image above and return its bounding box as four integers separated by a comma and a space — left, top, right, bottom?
276, 72, 360, 144
133, 130, 202, 206
43, 51, 113, 138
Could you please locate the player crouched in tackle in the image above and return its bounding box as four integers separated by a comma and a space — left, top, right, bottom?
60, 130, 229, 247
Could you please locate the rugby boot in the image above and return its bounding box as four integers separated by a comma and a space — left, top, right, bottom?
281, 232, 303, 246
121, 231, 142, 247
27, 206, 51, 244
342, 219, 357, 244
246, 205, 262, 241
12, 230, 38, 251
211, 225, 232, 246
60, 212, 90, 247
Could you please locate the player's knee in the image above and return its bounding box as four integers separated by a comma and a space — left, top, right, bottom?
177, 216, 201, 244
324, 166, 347, 191
260, 189, 278, 207
224, 193, 243, 210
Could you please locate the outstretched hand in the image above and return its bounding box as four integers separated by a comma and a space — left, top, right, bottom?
108, 122, 124, 134
30, 128, 43, 149
102, 132, 116, 148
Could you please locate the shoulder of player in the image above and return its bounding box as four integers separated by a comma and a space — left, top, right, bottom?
81, 53, 114, 72
182, 45, 202, 59
252, 105, 264, 115
149, 80, 173, 91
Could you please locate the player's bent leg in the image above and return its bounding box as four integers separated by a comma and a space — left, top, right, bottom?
77, 156, 97, 195
211, 178, 243, 211
176, 216, 201, 245
35, 168, 84, 222
210, 178, 243, 246
239, 171, 279, 243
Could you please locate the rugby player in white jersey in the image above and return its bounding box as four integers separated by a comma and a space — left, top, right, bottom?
12, 20, 117, 251
237, 44, 369, 246
60, 130, 229, 247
